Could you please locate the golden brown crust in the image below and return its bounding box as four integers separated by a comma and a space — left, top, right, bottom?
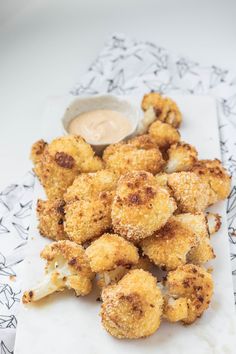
97, 256, 153, 289
23, 240, 94, 303
85, 233, 139, 273
64, 170, 118, 244
206, 212, 222, 235
36, 199, 67, 241
112, 171, 177, 241
165, 142, 198, 173
141, 92, 182, 128
30, 139, 48, 164
148, 120, 180, 150
65, 195, 114, 244
191, 159, 231, 204
101, 269, 163, 338
165, 264, 213, 324
167, 172, 211, 213
103, 139, 164, 176
175, 213, 215, 265
163, 297, 188, 322
32, 135, 104, 199
64, 170, 118, 203
41, 240, 93, 279
141, 216, 198, 270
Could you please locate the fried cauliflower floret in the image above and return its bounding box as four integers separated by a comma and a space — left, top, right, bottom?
36, 199, 67, 241
167, 172, 211, 213
101, 269, 163, 338
206, 212, 222, 235
64, 170, 118, 203
165, 142, 198, 173
176, 213, 215, 265
97, 256, 153, 289
32, 135, 103, 199
85, 233, 139, 273
191, 159, 231, 205
148, 120, 180, 151
165, 264, 213, 324
163, 297, 188, 322
112, 171, 177, 242
22, 240, 94, 303
142, 92, 182, 128
103, 139, 164, 176
64, 196, 114, 244
30, 139, 48, 164
141, 216, 198, 270
64, 170, 117, 245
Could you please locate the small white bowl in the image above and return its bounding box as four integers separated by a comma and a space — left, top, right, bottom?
61, 94, 141, 154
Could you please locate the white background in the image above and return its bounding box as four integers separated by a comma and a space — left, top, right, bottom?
0, 0, 236, 189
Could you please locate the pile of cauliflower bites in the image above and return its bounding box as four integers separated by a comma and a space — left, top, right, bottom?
23, 93, 230, 339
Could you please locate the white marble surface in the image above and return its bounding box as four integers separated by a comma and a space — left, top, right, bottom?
14, 95, 236, 354
0, 0, 236, 189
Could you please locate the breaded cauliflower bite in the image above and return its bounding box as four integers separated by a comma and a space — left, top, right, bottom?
103, 137, 164, 176
141, 216, 198, 270
191, 159, 231, 205
31, 135, 104, 199
165, 264, 213, 324
101, 269, 163, 338
176, 213, 215, 265
97, 256, 153, 289
165, 142, 198, 173
167, 172, 211, 213
36, 199, 67, 241
206, 212, 222, 235
112, 171, 177, 242
23, 240, 94, 303
148, 120, 180, 151
85, 233, 139, 273
141, 92, 182, 128
64, 170, 118, 244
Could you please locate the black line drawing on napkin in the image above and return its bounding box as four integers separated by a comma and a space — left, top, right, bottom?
0, 185, 18, 197
0, 283, 20, 309
209, 66, 228, 89
0, 218, 10, 234
0, 315, 17, 329
12, 223, 29, 241
0, 341, 13, 354
14, 201, 33, 219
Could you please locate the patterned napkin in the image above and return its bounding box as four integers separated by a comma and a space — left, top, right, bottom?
1, 34, 236, 352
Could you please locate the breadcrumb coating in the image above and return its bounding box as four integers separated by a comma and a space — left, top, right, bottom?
97, 256, 152, 289
112, 171, 177, 241
36, 199, 67, 241
165, 264, 213, 324
206, 212, 222, 235
85, 233, 139, 273
165, 142, 198, 173
141, 92, 182, 128
64, 170, 118, 203
32, 135, 104, 199
31, 139, 48, 164
64, 196, 114, 244
64, 170, 117, 244
141, 216, 198, 270
103, 139, 164, 176
167, 172, 211, 213
191, 159, 231, 205
176, 213, 215, 265
23, 240, 93, 303
148, 120, 180, 151
101, 269, 163, 338
163, 297, 188, 322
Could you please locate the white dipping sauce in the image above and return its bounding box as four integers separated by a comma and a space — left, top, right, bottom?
68, 109, 133, 144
